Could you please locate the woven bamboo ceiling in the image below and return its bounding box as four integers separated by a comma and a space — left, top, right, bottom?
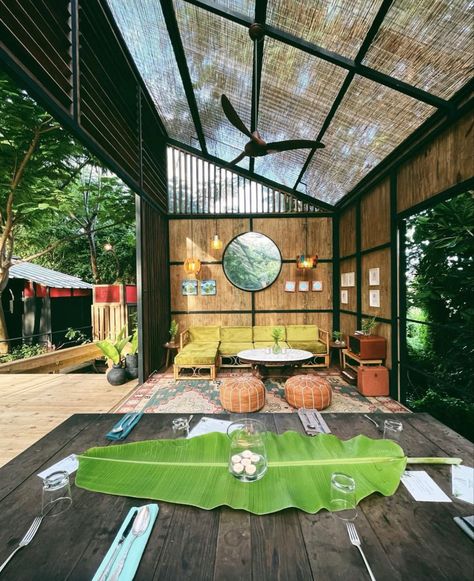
107, 0, 473, 206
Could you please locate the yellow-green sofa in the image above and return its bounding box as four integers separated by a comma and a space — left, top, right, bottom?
174, 325, 329, 379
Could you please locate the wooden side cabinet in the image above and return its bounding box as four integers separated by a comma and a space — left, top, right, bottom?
342, 349, 384, 373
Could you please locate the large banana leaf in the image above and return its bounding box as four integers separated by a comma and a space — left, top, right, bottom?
77, 432, 410, 515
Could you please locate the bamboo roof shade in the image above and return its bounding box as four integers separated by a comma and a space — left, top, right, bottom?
106, 0, 473, 207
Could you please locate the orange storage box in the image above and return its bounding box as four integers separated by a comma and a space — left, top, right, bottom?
357, 366, 389, 396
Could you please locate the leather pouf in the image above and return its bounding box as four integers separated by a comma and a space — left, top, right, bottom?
285, 375, 332, 410
220, 376, 266, 413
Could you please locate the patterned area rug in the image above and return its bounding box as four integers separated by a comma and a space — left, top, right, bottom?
116, 370, 409, 415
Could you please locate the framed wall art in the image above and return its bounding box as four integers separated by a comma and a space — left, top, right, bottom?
341, 290, 348, 304
200, 280, 216, 296
285, 281, 296, 292
298, 281, 309, 292
369, 267, 380, 286
312, 281, 323, 291
369, 289, 380, 308
182, 280, 198, 296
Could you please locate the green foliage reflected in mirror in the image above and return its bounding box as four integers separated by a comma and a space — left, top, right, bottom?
223, 232, 281, 292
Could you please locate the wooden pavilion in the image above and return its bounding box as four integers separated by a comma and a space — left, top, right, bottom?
0, 0, 472, 400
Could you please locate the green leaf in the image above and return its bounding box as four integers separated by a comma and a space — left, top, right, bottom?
114, 336, 131, 355
77, 432, 409, 515
95, 340, 120, 364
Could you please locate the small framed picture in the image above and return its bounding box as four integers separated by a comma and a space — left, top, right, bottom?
200, 279, 216, 296
369, 289, 380, 308
341, 290, 348, 304
369, 267, 380, 286
340, 273, 347, 287
312, 281, 323, 292
298, 281, 309, 292
346, 272, 355, 287
285, 281, 296, 292
182, 280, 198, 296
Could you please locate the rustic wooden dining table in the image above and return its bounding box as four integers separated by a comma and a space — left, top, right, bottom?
0, 412, 472, 580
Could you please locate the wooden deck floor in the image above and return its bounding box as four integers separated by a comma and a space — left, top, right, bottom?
0, 374, 138, 467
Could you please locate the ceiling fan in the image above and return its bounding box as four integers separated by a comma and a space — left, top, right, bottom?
221, 23, 325, 166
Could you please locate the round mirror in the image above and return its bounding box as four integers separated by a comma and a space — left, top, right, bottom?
222, 232, 282, 292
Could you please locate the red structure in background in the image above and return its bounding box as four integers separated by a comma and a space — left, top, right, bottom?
92, 284, 137, 340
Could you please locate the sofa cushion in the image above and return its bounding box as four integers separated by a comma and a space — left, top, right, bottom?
253, 326, 286, 342
286, 325, 318, 342
288, 340, 327, 354
175, 344, 218, 365
220, 326, 253, 343
183, 341, 219, 351
253, 341, 290, 350
189, 326, 220, 343
219, 342, 254, 356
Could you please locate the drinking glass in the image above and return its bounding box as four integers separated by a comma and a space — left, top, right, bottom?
227, 419, 267, 482
330, 472, 357, 521
172, 417, 190, 437
383, 419, 403, 443
42, 471, 72, 517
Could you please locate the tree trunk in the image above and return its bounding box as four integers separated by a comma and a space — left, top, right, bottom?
0, 300, 9, 355
87, 229, 100, 284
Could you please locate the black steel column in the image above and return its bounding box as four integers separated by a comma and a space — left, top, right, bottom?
389, 173, 399, 400
332, 213, 340, 333
355, 199, 362, 329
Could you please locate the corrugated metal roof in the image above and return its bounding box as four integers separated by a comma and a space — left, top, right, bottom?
9, 261, 93, 289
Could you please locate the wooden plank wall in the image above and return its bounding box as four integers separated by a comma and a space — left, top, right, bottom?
169, 216, 333, 335
338, 107, 474, 395
138, 198, 170, 380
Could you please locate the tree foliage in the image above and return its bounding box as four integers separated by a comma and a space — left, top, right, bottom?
405, 191, 474, 440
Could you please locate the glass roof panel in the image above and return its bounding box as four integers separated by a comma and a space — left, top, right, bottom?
267, 0, 384, 59
174, 0, 253, 169
213, 0, 255, 18
363, 0, 473, 99
299, 75, 435, 204
253, 37, 348, 186
107, 0, 198, 145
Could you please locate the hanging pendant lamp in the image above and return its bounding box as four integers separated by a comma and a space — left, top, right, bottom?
210, 218, 223, 250
184, 218, 201, 276
296, 217, 318, 269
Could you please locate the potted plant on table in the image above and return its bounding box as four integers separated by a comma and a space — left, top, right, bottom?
169, 320, 179, 345
271, 327, 284, 354
96, 327, 131, 385
332, 331, 344, 345
361, 316, 378, 336
125, 329, 139, 380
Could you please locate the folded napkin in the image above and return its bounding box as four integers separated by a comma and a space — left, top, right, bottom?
92, 503, 159, 581
106, 413, 144, 441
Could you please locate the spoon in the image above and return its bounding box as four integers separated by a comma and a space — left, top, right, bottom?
363, 414, 383, 432
108, 506, 150, 581
111, 414, 136, 433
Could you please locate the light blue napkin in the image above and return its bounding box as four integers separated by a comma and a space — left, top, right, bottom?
106, 413, 144, 441
92, 503, 159, 581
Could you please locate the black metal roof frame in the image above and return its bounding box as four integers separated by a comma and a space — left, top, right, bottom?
145, 0, 468, 209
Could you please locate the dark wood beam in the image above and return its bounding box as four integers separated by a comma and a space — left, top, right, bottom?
167, 138, 335, 212
249, 0, 267, 173
160, 0, 208, 154
181, 0, 449, 110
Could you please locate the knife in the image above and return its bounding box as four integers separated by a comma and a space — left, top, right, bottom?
99, 510, 138, 581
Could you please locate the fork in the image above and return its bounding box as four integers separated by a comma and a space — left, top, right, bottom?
0, 516, 43, 573
346, 522, 376, 581
111, 414, 135, 433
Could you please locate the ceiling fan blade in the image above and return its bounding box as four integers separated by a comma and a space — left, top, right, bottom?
265, 139, 325, 153
221, 95, 252, 139
228, 151, 246, 165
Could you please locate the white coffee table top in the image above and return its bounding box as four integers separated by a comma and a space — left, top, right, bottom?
237, 348, 313, 363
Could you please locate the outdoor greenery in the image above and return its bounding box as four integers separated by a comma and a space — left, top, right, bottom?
404, 191, 474, 441
0, 343, 48, 363
0, 71, 136, 351
223, 232, 281, 291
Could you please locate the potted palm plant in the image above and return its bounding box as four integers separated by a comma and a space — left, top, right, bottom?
332, 331, 344, 344
361, 316, 378, 336
169, 320, 179, 344
96, 327, 131, 385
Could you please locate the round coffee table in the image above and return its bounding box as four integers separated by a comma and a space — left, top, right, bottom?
237, 348, 313, 379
